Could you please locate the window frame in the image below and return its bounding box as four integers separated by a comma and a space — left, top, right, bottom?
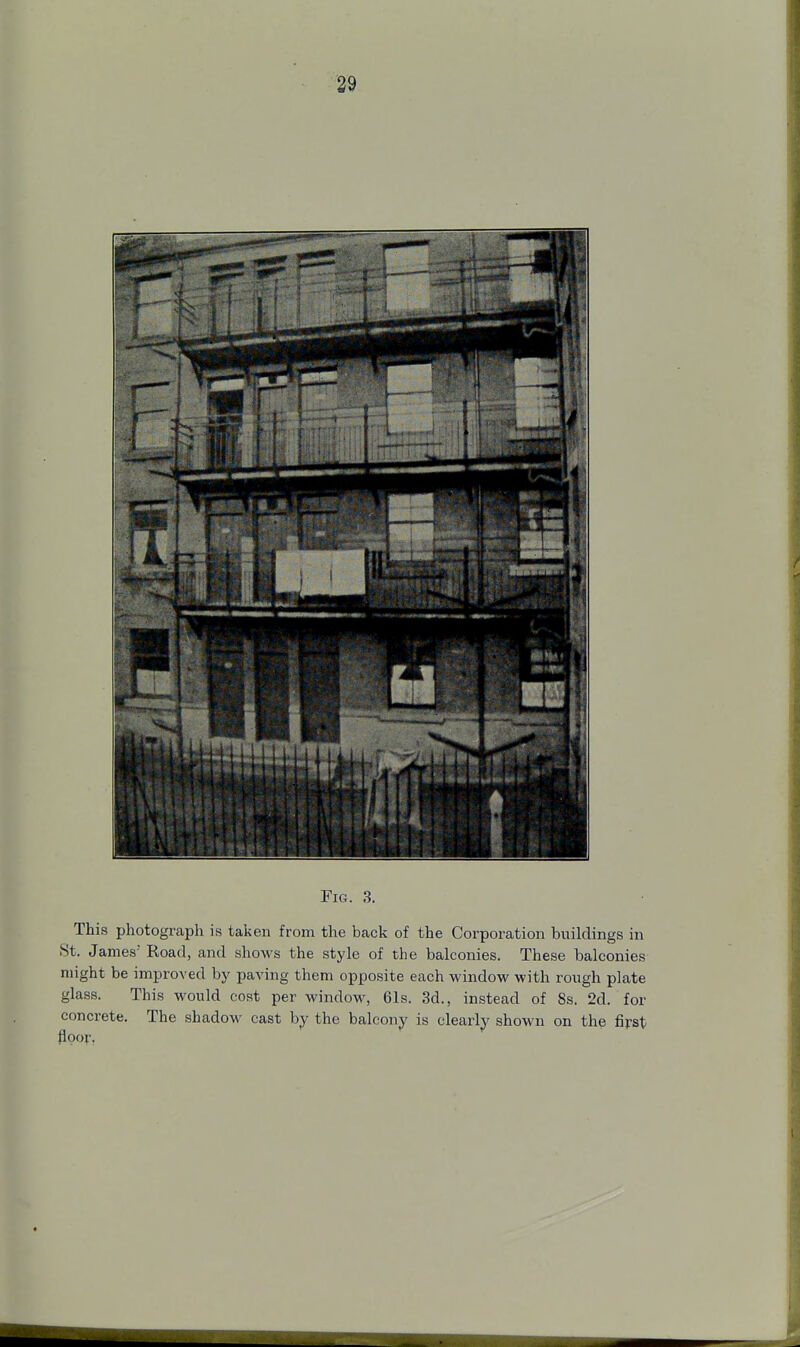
131, 383, 171, 454
507, 235, 553, 304
387, 492, 435, 565
388, 635, 437, 709
520, 618, 566, 711
513, 355, 560, 430
518, 488, 565, 564
384, 242, 431, 313
134, 274, 172, 338
386, 361, 434, 435
130, 628, 171, 698
130, 502, 169, 568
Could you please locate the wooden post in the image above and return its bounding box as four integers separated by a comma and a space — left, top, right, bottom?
489, 789, 504, 859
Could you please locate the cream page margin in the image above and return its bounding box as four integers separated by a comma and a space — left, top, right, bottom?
3, 0, 789, 1338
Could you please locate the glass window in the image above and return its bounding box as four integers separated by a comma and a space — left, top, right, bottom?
521, 619, 565, 709
519, 489, 564, 562
135, 275, 172, 337
133, 384, 170, 451
131, 503, 168, 566
130, 629, 170, 697
386, 363, 433, 433
514, 356, 560, 428
389, 637, 435, 707
388, 493, 434, 562
385, 243, 430, 311
508, 236, 553, 303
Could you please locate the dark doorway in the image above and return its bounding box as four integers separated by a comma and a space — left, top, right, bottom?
300, 632, 340, 742
255, 496, 288, 601
256, 632, 290, 741
207, 378, 243, 469
208, 628, 245, 738
207, 500, 246, 603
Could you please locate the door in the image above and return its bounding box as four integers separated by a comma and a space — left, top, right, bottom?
255, 497, 288, 601
298, 495, 337, 550
257, 374, 288, 467
208, 629, 245, 738
208, 501, 245, 603
210, 269, 243, 337
300, 632, 340, 742
299, 369, 337, 464
256, 633, 290, 740
207, 379, 244, 469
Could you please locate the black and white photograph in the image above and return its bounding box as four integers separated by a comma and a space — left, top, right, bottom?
113, 229, 588, 858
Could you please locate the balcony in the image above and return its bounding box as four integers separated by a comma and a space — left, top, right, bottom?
175, 400, 561, 481
176, 255, 555, 363
175, 545, 564, 618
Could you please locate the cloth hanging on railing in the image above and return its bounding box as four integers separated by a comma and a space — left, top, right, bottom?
365, 748, 426, 832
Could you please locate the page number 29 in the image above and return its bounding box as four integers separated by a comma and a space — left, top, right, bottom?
337, 75, 357, 93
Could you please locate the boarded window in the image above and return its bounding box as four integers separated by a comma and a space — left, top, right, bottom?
131, 503, 168, 566
388, 493, 434, 562
130, 629, 170, 697
133, 384, 170, 451
385, 243, 430, 311
389, 637, 436, 707
135, 275, 172, 337
386, 363, 433, 433
519, 489, 564, 562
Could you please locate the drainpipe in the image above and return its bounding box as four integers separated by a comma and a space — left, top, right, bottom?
173, 254, 185, 754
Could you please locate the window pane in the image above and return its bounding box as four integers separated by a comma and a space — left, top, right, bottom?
299, 255, 335, 324
385, 244, 430, 312
388, 494, 433, 560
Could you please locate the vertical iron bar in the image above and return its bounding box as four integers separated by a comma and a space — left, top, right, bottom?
293, 743, 301, 857
229, 740, 238, 855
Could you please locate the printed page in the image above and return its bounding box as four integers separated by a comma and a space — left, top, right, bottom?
2, 0, 789, 1338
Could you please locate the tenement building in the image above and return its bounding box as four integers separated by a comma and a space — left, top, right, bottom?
114, 230, 588, 824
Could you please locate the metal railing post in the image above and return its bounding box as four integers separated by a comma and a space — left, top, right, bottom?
489, 790, 504, 858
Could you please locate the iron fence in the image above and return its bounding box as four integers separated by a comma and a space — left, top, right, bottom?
174, 401, 561, 474
177, 254, 555, 344
115, 733, 586, 859
175, 546, 565, 614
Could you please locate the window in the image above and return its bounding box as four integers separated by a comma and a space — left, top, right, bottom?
386, 363, 433, 433
299, 368, 337, 412
299, 253, 335, 325
135, 275, 172, 337
521, 619, 566, 709
210, 266, 244, 336
385, 243, 430, 311
207, 377, 244, 468
514, 356, 560, 428
256, 258, 286, 331
389, 637, 435, 707
299, 496, 338, 550
508, 235, 553, 303
131, 503, 168, 566
388, 494, 434, 562
130, 629, 170, 697
518, 489, 564, 562
133, 384, 170, 451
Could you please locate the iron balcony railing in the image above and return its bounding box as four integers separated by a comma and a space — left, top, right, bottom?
175, 545, 565, 615
177, 254, 555, 344
175, 399, 561, 474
